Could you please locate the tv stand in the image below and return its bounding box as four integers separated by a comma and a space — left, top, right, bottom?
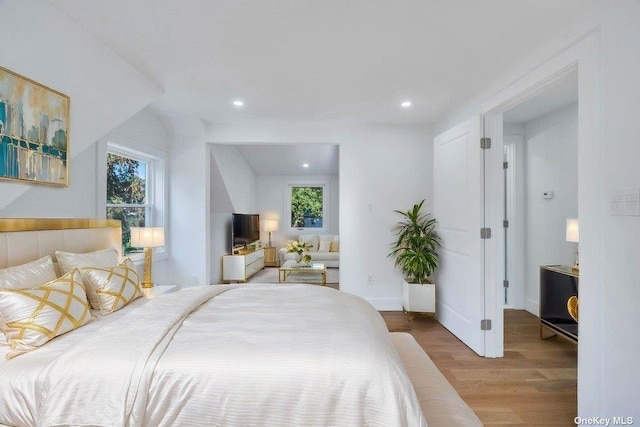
222, 247, 264, 283
539, 265, 578, 343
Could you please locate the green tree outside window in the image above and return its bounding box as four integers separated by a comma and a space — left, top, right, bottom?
291, 186, 323, 228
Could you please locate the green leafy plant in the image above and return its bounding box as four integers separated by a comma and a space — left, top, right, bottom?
389, 200, 441, 284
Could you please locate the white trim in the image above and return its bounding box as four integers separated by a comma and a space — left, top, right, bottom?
100, 141, 168, 263
481, 31, 601, 413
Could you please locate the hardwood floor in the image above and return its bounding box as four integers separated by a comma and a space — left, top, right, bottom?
381, 309, 577, 426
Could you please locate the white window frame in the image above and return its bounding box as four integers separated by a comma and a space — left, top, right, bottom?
102, 141, 167, 262
285, 181, 329, 233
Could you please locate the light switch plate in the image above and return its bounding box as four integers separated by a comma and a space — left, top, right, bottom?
610, 190, 624, 215
623, 188, 640, 215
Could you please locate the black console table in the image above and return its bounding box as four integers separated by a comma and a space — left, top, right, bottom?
539, 265, 578, 343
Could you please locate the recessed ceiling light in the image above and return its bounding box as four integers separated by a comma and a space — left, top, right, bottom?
233, 100, 244, 107
401, 101, 412, 108
302, 163, 309, 168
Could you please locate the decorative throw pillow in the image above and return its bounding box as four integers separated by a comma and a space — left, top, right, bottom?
330, 240, 340, 253
55, 248, 119, 309
0, 256, 58, 348
0, 255, 57, 289
0, 269, 94, 359
299, 235, 319, 252
318, 241, 331, 252
81, 258, 142, 315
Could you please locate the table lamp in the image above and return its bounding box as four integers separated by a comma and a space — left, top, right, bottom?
263, 219, 278, 247
565, 218, 579, 272
130, 227, 165, 288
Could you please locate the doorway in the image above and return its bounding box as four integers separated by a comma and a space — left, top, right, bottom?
501, 69, 578, 315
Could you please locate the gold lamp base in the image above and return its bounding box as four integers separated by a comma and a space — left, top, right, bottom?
140, 247, 155, 288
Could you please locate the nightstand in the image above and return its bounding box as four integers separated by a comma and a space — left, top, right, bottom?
263, 246, 279, 267
142, 285, 178, 299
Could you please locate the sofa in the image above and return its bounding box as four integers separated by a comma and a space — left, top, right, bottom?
279, 234, 340, 268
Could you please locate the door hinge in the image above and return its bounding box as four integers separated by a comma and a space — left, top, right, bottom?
480, 228, 492, 239
503, 220, 509, 228
480, 137, 492, 149
503, 280, 509, 288
503, 161, 509, 169
481, 319, 492, 331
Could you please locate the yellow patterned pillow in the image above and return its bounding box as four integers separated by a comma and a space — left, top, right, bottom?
81, 259, 142, 315
0, 269, 94, 359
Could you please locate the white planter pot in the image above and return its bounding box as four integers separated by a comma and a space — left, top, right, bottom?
402, 280, 436, 314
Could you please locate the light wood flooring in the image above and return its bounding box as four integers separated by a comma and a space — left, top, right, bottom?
381, 309, 577, 426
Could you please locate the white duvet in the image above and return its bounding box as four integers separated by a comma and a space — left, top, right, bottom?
0, 284, 426, 427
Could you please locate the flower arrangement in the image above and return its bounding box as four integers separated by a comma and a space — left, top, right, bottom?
286, 241, 313, 264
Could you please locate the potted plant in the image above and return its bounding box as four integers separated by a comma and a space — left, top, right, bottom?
389, 199, 441, 315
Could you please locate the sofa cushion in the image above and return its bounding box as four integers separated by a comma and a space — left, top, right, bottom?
299, 235, 319, 252
318, 241, 331, 252
330, 241, 340, 252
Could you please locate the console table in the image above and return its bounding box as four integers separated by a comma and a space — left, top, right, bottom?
222, 248, 265, 283
539, 265, 578, 343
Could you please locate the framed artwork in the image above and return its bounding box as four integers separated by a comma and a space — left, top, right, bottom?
0, 66, 70, 186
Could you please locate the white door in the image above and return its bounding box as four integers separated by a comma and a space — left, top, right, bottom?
433, 115, 486, 355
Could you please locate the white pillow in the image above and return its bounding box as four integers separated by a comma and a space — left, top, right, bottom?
81, 258, 142, 314
318, 241, 331, 252
0, 255, 57, 289
299, 235, 319, 252
55, 248, 119, 275
0, 269, 94, 359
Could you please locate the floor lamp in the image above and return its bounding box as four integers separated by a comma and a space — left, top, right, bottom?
131, 227, 165, 288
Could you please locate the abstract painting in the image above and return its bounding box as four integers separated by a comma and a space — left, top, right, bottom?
0, 66, 70, 186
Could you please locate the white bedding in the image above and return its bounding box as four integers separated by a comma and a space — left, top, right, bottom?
0, 284, 426, 427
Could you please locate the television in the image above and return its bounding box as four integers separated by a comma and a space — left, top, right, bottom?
232, 213, 260, 250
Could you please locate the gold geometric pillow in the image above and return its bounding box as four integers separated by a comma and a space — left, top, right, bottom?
81, 259, 142, 315
0, 269, 94, 359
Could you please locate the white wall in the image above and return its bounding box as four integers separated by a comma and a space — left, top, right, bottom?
209, 122, 432, 308
523, 103, 578, 315
435, 1, 640, 417
0, 1, 161, 213
256, 174, 339, 248
208, 144, 257, 283
210, 145, 257, 214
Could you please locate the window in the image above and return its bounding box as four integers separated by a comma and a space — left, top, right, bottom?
106, 143, 165, 255
287, 183, 328, 230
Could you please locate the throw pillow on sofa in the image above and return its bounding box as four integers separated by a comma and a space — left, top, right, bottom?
299, 235, 319, 252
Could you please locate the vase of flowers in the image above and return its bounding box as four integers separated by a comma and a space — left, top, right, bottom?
286, 241, 313, 265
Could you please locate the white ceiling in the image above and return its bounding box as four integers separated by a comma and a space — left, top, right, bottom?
236, 144, 339, 176
49, 0, 601, 126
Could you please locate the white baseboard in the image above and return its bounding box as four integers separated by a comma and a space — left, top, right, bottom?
525, 298, 539, 317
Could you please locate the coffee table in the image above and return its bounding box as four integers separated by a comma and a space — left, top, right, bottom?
278, 260, 327, 285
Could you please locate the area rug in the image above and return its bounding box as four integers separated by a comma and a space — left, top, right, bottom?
248, 267, 339, 285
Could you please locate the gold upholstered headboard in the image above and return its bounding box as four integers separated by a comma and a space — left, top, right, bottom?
0, 219, 122, 270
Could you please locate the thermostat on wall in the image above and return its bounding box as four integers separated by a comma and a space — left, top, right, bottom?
543, 190, 554, 199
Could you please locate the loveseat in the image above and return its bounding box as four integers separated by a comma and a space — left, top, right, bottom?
279, 234, 340, 268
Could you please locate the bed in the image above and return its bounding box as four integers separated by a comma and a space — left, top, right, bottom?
0, 219, 482, 427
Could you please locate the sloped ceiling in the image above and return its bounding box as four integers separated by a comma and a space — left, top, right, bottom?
49, 0, 602, 125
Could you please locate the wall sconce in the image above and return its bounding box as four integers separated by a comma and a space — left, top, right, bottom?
263, 219, 279, 247
130, 227, 165, 288
565, 218, 579, 272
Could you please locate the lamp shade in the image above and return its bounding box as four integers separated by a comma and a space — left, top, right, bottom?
263, 219, 279, 232
565, 218, 579, 243
131, 227, 165, 248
